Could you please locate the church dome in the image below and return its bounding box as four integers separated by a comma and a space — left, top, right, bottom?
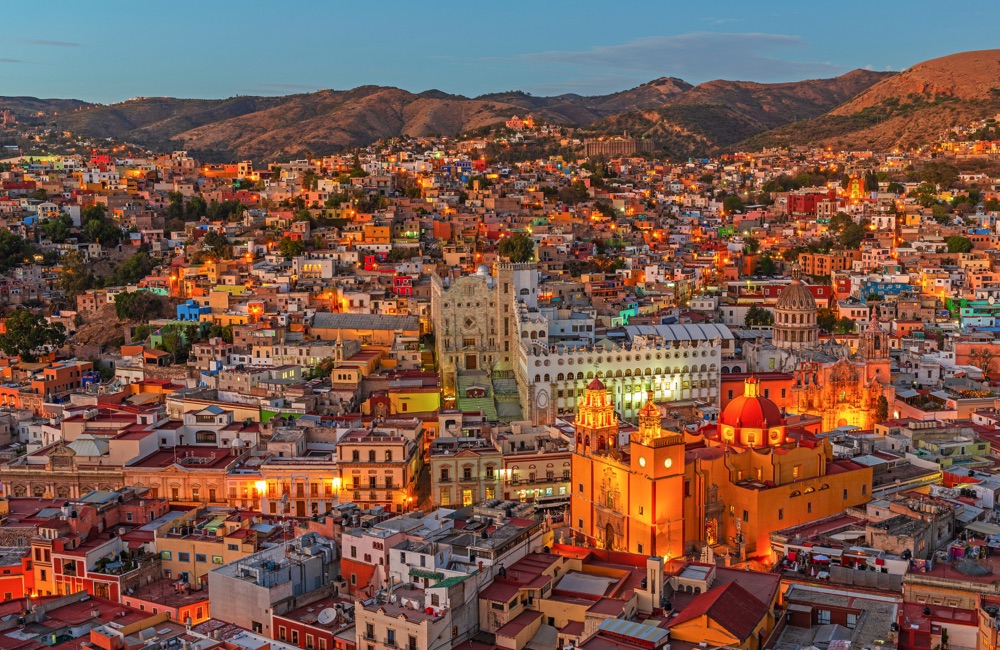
719, 377, 784, 430
775, 267, 815, 312
587, 377, 606, 391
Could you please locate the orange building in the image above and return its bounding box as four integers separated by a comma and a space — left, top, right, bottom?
720, 372, 794, 413
570, 377, 873, 561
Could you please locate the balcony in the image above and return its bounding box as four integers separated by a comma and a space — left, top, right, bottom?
438, 477, 452, 483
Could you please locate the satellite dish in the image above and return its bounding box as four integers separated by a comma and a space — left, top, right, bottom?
317, 608, 337, 625
991, 296, 996, 305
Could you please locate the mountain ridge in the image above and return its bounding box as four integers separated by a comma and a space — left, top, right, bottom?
0, 68, 908, 160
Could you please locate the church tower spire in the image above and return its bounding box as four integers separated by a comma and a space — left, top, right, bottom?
637, 390, 661, 444
574, 378, 618, 454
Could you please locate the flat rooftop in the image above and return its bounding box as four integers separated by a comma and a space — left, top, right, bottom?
130, 446, 235, 469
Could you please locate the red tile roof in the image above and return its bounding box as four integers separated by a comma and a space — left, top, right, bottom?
667, 581, 768, 642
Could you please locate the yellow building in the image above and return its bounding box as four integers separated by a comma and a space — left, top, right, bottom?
570, 377, 873, 561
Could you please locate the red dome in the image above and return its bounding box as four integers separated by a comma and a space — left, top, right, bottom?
587, 377, 606, 391
719, 394, 784, 429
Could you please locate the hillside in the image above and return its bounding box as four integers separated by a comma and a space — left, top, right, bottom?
585, 70, 892, 158
1, 68, 894, 161
740, 50, 1000, 152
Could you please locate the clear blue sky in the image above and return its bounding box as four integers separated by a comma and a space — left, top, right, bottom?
3, 0, 997, 103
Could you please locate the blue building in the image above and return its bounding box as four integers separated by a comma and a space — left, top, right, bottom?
176, 299, 211, 321
861, 281, 912, 302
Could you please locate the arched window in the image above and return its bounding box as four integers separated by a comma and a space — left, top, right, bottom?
385, 450, 392, 462
368, 450, 376, 462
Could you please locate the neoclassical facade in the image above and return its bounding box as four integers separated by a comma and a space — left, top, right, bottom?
516, 321, 732, 424
432, 262, 732, 424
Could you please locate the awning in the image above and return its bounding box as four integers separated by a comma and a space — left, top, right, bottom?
813, 554, 830, 563
966, 521, 1000, 537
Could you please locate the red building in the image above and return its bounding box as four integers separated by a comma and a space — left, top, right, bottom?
787, 190, 834, 216
393, 275, 414, 297
273, 595, 355, 650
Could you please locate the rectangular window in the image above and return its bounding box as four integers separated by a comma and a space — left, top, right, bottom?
843, 488, 848, 500
862, 484, 867, 496
792, 465, 801, 479
742, 510, 749, 522
195, 554, 206, 563
578, 483, 583, 493
637, 543, 643, 554
178, 552, 190, 562
817, 610, 831, 625
227, 544, 239, 551
160, 551, 172, 560
212, 555, 223, 564
807, 502, 812, 514
778, 509, 783, 520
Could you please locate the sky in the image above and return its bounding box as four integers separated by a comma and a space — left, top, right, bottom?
2, 0, 998, 103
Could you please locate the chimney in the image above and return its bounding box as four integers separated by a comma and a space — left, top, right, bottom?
647, 556, 665, 604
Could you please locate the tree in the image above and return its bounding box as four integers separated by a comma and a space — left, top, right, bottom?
558, 180, 590, 204
309, 357, 337, 379
41, 214, 73, 243
839, 222, 867, 249
200, 230, 232, 260
723, 195, 744, 214
864, 170, 878, 192
0, 310, 66, 362
931, 204, 951, 224
817, 308, 837, 334
866, 293, 882, 303
114, 291, 163, 322
757, 255, 776, 276
59, 250, 97, 298
745, 305, 774, 327
874, 395, 889, 424
278, 236, 306, 259
498, 233, 535, 262
744, 236, 760, 255
208, 323, 234, 343
970, 347, 997, 381
0, 230, 35, 272
945, 236, 973, 254
107, 252, 155, 286
834, 317, 856, 334
886, 181, 904, 194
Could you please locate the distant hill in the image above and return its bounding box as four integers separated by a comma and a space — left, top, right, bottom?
587, 70, 891, 158
0, 67, 903, 160
739, 50, 1000, 152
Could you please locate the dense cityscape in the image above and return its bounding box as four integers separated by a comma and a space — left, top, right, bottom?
5, 20, 1000, 650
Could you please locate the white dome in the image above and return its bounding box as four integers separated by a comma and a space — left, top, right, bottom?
476, 264, 490, 277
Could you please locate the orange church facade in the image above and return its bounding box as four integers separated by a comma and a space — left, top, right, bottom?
570, 377, 873, 561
